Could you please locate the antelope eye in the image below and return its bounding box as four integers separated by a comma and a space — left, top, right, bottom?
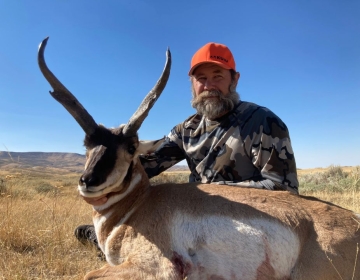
127, 145, 136, 155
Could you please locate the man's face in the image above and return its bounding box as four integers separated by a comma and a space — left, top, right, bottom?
191, 63, 240, 120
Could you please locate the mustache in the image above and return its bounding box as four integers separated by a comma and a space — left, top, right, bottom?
195, 90, 222, 101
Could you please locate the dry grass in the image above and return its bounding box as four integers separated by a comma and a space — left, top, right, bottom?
0, 165, 359, 279
0, 170, 102, 280
299, 165, 360, 212
297, 166, 355, 175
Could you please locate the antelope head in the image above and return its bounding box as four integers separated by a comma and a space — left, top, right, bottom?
38, 37, 171, 198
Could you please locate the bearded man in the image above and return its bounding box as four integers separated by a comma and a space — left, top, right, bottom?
140, 42, 299, 193
75, 42, 299, 245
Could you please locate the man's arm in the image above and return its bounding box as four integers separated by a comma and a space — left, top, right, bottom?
249, 112, 299, 194
139, 136, 186, 178
214, 178, 298, 194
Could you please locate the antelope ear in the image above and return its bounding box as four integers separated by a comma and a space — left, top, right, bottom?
138, 137, 166, 155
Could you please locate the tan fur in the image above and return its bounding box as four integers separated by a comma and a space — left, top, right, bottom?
84, 158, 360, 280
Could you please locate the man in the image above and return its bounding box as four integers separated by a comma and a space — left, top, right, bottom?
75, 42, 299, 246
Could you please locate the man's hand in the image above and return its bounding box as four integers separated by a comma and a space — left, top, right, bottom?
81, 193, 108, 206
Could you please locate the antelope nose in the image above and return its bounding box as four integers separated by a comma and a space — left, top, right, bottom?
79, 175, 101, 187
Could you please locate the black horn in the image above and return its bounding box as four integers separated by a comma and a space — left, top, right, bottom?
38, 37, 99, 136
123, 48, 171, 136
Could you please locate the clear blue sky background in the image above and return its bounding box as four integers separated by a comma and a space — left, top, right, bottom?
0, 0, 359, 169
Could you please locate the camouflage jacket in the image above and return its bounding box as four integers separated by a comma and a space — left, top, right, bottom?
140, 101, 299, 194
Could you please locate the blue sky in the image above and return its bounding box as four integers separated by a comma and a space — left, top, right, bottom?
0, 0, 359, 169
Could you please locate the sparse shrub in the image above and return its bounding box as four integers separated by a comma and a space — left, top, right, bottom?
299, 165, 360, 193
327, 165, 346, 178
35, 182, 58, 194
349, 166, 360, 188
150, 172, 189, 184
62, 180, 76, 187
0, 177, 7, 194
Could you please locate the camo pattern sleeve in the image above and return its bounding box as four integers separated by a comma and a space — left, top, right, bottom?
139, 137, 186, 179
140, 101, 298, 194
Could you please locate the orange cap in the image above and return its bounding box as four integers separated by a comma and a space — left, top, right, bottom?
189, 42, 236, 75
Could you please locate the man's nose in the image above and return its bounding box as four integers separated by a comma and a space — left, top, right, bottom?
204, 79, 216, 91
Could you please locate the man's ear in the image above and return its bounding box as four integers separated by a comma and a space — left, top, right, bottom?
234, 72, 240, 85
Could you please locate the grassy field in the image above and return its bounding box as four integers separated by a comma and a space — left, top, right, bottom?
0, 165, 359, 279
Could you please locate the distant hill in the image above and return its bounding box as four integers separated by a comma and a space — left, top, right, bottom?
0, 151, 355, 176
0, 151, 86, 173
0, 151, 189, 173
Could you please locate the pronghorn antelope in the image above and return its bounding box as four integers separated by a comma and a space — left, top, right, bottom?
38, 37, 360, 280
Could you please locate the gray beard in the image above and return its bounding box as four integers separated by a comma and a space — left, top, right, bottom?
191, 88, 240, 120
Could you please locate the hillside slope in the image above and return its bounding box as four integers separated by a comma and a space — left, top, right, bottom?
0, 151, 86, 173
0, 151, 189, 173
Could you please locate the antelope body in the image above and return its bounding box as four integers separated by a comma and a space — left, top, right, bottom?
38, 38, 360, 280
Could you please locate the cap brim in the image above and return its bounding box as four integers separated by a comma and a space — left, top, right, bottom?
188, 61, 232, 76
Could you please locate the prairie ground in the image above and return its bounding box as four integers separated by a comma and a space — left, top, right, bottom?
0, 165, 359, 279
